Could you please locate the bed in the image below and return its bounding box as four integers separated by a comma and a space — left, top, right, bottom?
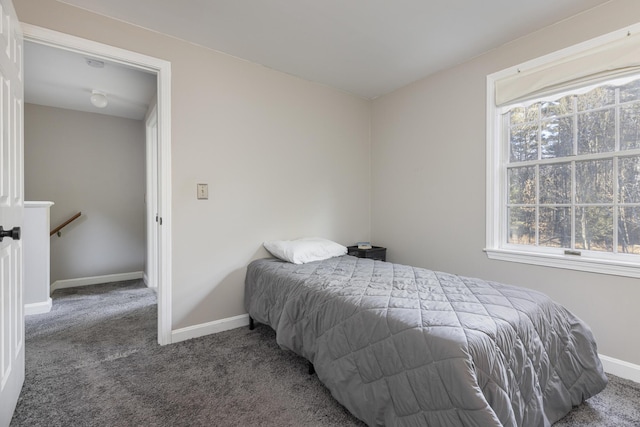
245, 254, 608, 426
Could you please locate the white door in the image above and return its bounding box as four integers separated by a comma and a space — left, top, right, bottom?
0, 0, 23, 425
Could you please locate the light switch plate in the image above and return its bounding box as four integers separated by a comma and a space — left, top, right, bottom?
197, 183, 208, 200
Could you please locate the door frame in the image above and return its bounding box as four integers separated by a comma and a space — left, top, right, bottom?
23, 24, 173, 345
145, 104, 158, 292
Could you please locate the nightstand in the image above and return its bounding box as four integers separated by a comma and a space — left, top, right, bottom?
347, 245, 387, 261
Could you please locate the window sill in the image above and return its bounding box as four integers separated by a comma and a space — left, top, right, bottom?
484, 248, 640, 279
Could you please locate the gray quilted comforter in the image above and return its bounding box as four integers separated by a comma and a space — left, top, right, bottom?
244, 255, 608, 426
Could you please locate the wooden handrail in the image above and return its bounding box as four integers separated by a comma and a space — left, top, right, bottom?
51, 212, 82, 237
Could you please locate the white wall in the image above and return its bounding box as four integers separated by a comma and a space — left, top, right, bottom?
371, 0, 640, 365
23, 201, 53, 309
24, 104, 146, 283
15, 0, 372, 330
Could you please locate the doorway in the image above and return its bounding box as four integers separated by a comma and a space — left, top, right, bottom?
23, 24, 172, 345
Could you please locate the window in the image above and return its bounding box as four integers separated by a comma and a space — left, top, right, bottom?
486, 26, 640, 278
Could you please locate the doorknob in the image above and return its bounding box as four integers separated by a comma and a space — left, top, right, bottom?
0, 226, 21, 242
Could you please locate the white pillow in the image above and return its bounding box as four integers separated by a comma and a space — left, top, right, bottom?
263, 237, 347, 264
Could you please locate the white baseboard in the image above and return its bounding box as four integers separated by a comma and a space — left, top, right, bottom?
600, 354, 640, 383
24, 298, 52, 315
171, 314, 250, 344
50, 271, 144, 294
142, 272, 157, 291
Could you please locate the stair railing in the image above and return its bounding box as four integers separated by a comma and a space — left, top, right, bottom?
50, 212, 82, 237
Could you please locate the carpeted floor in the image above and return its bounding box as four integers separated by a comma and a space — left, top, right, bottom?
10, 280, 640, 426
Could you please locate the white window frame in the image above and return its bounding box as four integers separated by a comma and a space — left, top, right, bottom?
486, 24, 640, 279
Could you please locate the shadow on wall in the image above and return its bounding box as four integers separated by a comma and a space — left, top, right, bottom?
177, 247, 270, 331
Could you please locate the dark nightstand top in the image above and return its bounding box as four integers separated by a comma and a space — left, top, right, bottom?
347, 245, 387, 261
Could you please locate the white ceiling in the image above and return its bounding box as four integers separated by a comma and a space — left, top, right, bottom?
24, 41, 156, 120
25, 0, 611, 117
55, 0, 611, 99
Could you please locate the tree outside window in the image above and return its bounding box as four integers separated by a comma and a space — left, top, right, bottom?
504, 77, 640, 255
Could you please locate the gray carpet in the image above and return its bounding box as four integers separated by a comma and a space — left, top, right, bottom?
10, 280, 640, 427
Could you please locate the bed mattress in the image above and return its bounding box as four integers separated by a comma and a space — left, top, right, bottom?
244, 255, 608, 426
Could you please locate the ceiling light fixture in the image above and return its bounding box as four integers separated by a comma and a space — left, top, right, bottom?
90, 90, 108, 108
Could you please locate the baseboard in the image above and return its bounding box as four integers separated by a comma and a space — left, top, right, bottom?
24, 298, 52, 315
600, 354, 640, 383
50, 271, 144, 294
171, 314, 250, 344
142, 272, 157, 291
